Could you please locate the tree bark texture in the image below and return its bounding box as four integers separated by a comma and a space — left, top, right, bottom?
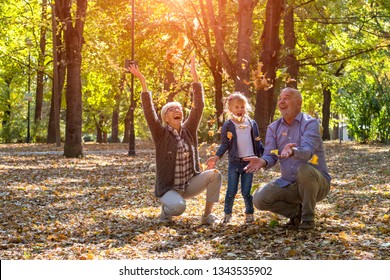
206, 0, 258, 95
236, 0, 258, 94
59, 0, 88, 158
283, 0, 298, 89
47, 3, 64, 146
34, 0, 48, 123
110, 73, 124, 143
254, 0, 284, 139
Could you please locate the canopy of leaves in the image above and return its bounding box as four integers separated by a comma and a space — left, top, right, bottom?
0, 0, 389, 144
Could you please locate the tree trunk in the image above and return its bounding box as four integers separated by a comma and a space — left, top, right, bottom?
283, 0, 298, 88
236, 0, 258, 94
213, 61, 224, 129
332, 113, 339, 140
123, 102, 130, 143
1, 78, 12, 143
60, 0, 88, 158
111, 74, 124, 143
192, 1, 224, 132
206, 0, 235, 80
34, 0, 48, 123
254, 0, 284, 139
64, 37, 83, 157
322, 63, 345, 140
95, 115, 106, 143
164, 62, 176, 102
322, 87, 331, 140
205, 0, 258, 95
47, 3, 64, 146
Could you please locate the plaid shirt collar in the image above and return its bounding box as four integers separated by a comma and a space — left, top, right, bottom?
167, 125, 193, 193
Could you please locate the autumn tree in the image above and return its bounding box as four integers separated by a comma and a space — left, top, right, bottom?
283, 0, 298, 89
47, 3, 66, 145
57, 0, 88, 158
34, 0, 49, 124
205, 0, 258, 95
254, 0, 284, 139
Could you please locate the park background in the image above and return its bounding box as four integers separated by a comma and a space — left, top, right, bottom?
0, 0, 389, 260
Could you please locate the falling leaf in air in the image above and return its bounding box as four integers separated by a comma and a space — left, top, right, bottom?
308, 154, 319, 165
270, 149, 278, 155
227, 131, 233, 140
250, 183, 260, 195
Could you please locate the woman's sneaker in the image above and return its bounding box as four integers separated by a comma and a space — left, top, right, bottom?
159, 206, 172, 224
221, 214, 232, 224
201, 213, 220, 225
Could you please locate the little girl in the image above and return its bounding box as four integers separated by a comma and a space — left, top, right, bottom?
206, 93, 264, 224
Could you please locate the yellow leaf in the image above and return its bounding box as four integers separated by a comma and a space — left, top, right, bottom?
287, 249, 297, 257
57, 234, 68, 241
47, 235, 58, 241
255, 136, 261, 141
227, 131, 233, 140
338, 231, 349, 242
383, 214, 389, 223
270, 149, 278, 155
308, 154, 319, 165
250, 183, 260, 195
208, 130, 214, 137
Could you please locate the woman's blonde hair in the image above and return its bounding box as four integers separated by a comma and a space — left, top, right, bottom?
160, 101, 182, 126
225, 92, 252, 117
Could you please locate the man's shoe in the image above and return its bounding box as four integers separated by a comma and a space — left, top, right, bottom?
201, 214, 220, 225
298, 221, 315, 230
283, 204, 302, 228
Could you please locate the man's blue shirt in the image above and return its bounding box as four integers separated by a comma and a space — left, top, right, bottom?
262, 112, 331, 187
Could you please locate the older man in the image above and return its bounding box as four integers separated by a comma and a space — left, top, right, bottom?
244, 87, 331, 230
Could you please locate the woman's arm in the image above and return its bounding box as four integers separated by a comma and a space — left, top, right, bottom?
190, 56, 199, 83
128, 64, 148, 92
184, 56, 204, 130
128, 64, 162, 141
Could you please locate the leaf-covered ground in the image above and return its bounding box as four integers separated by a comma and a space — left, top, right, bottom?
0, 140, 389, 260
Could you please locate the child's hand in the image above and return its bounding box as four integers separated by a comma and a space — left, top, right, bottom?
205, 155, 219, 170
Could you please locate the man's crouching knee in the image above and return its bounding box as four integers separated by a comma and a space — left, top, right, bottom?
252, 188, 269, 210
